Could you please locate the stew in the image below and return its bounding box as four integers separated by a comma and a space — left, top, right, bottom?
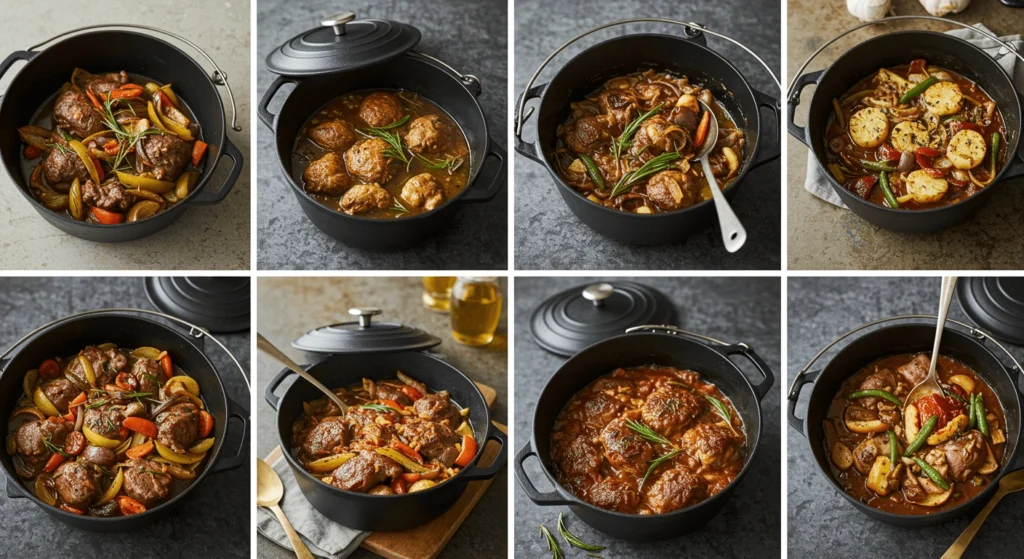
824, 353, 1006, 514
554, 70, 745, 214
292, 90, 470, 218
825, 60, 1007, 209
291, 371, 477, 494
7, 345, 214, 516
18, 68, 206, 225
549, 365, 746, 515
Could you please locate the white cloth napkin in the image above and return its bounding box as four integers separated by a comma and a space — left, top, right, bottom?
804, 23, 1024, 207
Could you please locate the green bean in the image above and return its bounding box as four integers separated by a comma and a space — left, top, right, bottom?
888, 430, 899, 467
990, 132, 1001, 178
968, 393, 978, 430
578, 153, 605, 190
879, 171, 900, 209
860, 160, 897, 173
913, 457, 950, 491
899, 77, 938, 104
846, 389, 903, 407
904, 415, 938, 457
976, 394, 990, 437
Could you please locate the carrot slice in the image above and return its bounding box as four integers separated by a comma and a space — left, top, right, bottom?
43, 452, 65, 473
109, 88, 143, 100
122, 417, 158, 439
59, 503, 84, 515
85, 87, 103, 110
160, 353, 173, 378
198, 410, 213, 438
116, 495, 147, 515
191, 140, 208, 167
454, 435, 477, 467
126, 441, 154, 459
90, 206, 124, 225
24, 145, 42, 159
64, 431, 86, 456
39, 359, 60, 379
400, 386, 423, 402
694, 111, 711, 148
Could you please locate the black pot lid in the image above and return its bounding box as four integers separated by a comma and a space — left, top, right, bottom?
144, 277, 250, 333
957, 277, 1024, 345
530, 282, 677, 357
266, 12, 421, 76
292, 307, 441, 355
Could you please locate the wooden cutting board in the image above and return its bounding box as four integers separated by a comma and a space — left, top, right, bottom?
264, 382, 505, 559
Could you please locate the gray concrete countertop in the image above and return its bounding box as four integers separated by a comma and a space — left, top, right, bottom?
256, 277, 508, 559
0, 0, 251, 270
786, 0, 1024, 270
787, 277, 1023, 558
256, 0, 508, 271
514, 277, 781, 557
513, 0, 781, 271
0, 277, 251, 558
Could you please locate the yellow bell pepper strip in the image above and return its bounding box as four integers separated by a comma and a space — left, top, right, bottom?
22, 369, 39, 398
79, 354, 96, 386
147, 102, 172, 134
33, 386, 60, 417
154, 441, 206, 464
375, 447, 432, 474
166, 375, 200, 396
131, 346, 162, 360
155, 107, 194, 141
95, 467, 123, 505
158, 84, 180, 106
67, 139, 100, 183
176, 171, 198, 200
116, 171, 175, 194
163, 462, 196, 480
188, 437, 215, 455
307, 452, 355, 473
35, 474, 57, 506
83, 424, 122, 448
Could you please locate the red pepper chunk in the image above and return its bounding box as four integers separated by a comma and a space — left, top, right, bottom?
916, 393, 965, 430
876, 144, 901, 161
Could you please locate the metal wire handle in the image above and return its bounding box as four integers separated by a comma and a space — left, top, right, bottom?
29, 24, 243, 132
515, 18, 782, 137
625, 324, 733, 347
788, 314, 1024, 401
788, 16, 1024, 97
410, 51, 480, 91
0, 308, 250, 389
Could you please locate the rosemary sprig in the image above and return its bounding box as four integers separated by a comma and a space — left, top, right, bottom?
411, 150, 463, 172
641, 449, 681, 489
105, 417, 118, 433
390, 198, 410, 214
624, 419, 672, 446
610, 151, 681, 198
705, 394, 739, 436
358, 115, 412, 164
540, 525, 564, 559
557, 513, 604, 552
85, 399, 111, 409
375, 114, 411, 130
43, 437, 70, 458
100, 97, 162, 173
612, 103, 663, 165
359, 403, 400, 414
119, 391, 153, 399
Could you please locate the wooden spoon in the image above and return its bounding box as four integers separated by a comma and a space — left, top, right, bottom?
257, 332, 348, 414
942, 469, 1024, 558
257, 458, 315, 559
906, 276, 958, 406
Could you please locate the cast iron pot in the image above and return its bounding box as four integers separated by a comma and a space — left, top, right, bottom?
0, 311, 249, 530
788, 31, 1024, 234
787, 322, 1024, 526
258, 53, 505, 250
0, 30, 244, 243
264, 350, 508, 531
515, 32, 781, 245
514, 326, 774, 539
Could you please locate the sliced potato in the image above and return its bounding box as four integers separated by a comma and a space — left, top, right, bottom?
890, 120, 930, 152
846, 419, 889, 434
877, 68, 911, 93
946, 130, 987, 170
978, 443, 999, 475
917, 485, 954, 507
722, 146, 740, 177
848, 108, 890, 148
866, 456, 895, 496
166, 375, 200, 396
991, 427, 1006, 445
408, 479, 438, 493
899, 170, 948, 205
927, 414, 968, 445
922, 81, 963, 116
635, 206, 652, 214
905, 403, 920, 444
948, 374, 975, 395
831, 442, 854, 470
567, 159, 585, 174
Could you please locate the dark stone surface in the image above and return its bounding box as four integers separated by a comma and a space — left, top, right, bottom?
513, 0, 781, 270
0, 277, 250, 558
514, 277, 781, 557
787, 277, 1024, 558
257, 0, 508, 270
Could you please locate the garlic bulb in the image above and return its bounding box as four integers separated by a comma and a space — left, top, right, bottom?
847, 0, 891, 22
919, 0, 971, 17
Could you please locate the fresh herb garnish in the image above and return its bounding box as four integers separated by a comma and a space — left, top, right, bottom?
119, 391, 152, 399
411, 151, 463, 172
540, 525, 565, 559
610, 151, 682, 198
85, 399, 110, 409
100, 97, 162, 172
612, 103, 664, 169
390, 198, 410, 214
641, 449, 682, 489
42, 437, 70, 458
624, 419, 672, 446
358, 115, 411, 164
375, 114, 411, 130
359, 403, 399, 414
105, 417, 118, 433
705, 394, 738, 436
557, 512, 604, 552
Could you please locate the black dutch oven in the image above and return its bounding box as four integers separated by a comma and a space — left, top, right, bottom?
261, 308, 507, 531
514, 325, 774, 539
514, 20, 781, 246
0, 25, 244, 243
788, 29, 1024, 234
787, 318, 1024, 526
0, 309, 249, 530
258, 13, 505, 250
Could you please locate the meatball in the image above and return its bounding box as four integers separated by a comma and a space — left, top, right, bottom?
137, 133, 191, 181
358, 92, 404, 128
586, 476, 639, 513
123, 458, 172, 506
131, 358, 162, 395
42, 144, 90, 191
156, 403, 199, 453
331, 450, 403, 493
560, 115, 610, 155
640, 385, 701, 437
680, 423, 739, 469
344, 138, 394, 184
84, 405, 125, 440
340, 183, 392, 215
600, 416, 655, 471
401, 173, 444, 211
644, 468, 707, 514
552, 435, 602, 479
41, 378, 80, 414
54, 461, 103, 509
303, 152, 351, 196
404, 115, 448, 154
307, 120, 357, 151
568, 392, 623, 428
301, 417, 350, 460
15, 418, 70, 462
82, 179, 133, 212
401, 420, 460, 466
54, 89, 104, 138
413, 391, 462, 427
645, 170, 696, 212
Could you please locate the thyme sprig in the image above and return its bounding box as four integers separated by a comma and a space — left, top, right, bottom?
43, 437, 70, 458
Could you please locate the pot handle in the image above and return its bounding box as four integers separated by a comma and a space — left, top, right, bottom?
6, 476, 26, 499
456, 422, 508, 481
460, 141, 505, 203
721, 343, 775, 401
211, 395, 249, 473
786, 368, 822, 437
750, 88, 781, 170
258, 76, 297, 130
786, 69, 823, 148
0, 50, 37, 96
513, 441, 573, 506
513, 81, 548, 165
409, 51, 482, 97
264, 367, 295, 411
1002, 136, 1024, 181
187, 136, 243, 205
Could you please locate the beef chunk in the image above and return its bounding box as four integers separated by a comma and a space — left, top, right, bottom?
897, 354, 930, 388
54, 461, 103, 508
84, 405, 125, 440
645, 170, 696, 212
680, 423, 739, 469
358, 92, 404, 128
586, 476, 639, 513
131, 358, 162, 394
374, 381, 413, 406
412, 391, 461, 426
404, 115, 448, 154
82, 179, 133, 212
15, 418, 69, 462
852, 435, 889, 475
41, 378, 80, 414
340, 183, 392, 215
401, 420, 460, 466
156, 403, 199, 453
344, 138, 394, 184
123, 458, 172, 506
304, 152, 351, 196
644, 468, 708, 514
138, 133, 191, 180
401, 173, 444, 211
84, 71, 129, 97
633, 116, 688, 155
600, 416, 655, 471
302, 417, 350, 459
307, 120, 357, 151
331, 450, 403, 493
597, 89, 638, 133
42, 144, 90, 191
640, 385, 701, 437
54, 90, 104, 138
857, 369, 898, 409
66, 346, 128, 388
941, 430, 987, 482
560, 115, 610, 154
552, 435, 602, 479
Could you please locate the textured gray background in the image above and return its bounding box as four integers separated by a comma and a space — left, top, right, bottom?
787, 277, 1024, 558
514, 277, 781, 557
256, 277, 508, 559
513, 0, 781, 270
0, 277, 251, 558
256, 0, 508, 271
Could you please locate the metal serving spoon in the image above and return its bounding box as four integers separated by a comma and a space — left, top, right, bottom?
907, 276, 958, 406
257, 333, 349, 414
942, 469, 1024, 558
257, 458, 315, 559
695, 99, 746, 253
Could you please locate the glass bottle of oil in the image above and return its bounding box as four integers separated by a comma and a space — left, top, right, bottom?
450, 277, 502, 346
422, 277, 456, 312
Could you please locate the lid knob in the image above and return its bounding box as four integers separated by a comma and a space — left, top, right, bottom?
322, 12, 356, 36
582, 283, 615, 308
348, 307, 382, 328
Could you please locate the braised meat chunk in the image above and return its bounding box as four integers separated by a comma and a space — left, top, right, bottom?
308, 120, 357, 151
137, 133, 191, 181
340, 183, 392, 215
42, 143, 90, 190
331, 450, 403, 493
359, 92, 404, 128
304, 152, 351, 196
404, 115, 448, 154
344, 138, 394, 185
41, 378, 79, 414
401, 173, 444, 211
412, 391, 462, 426
54, 90, 105, 138
644, 468, 708, 514
15, 418, 70, 462
156, 402, 199, 454
54, 461, 103, 508
123, 459, 172, 506
82, 179, 133, 212
301, 417, 350, 460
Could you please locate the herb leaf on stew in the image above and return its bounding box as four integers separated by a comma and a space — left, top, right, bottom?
705, 394, 738, 435
624, 419, 672, 446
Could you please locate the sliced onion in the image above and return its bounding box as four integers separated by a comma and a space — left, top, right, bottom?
969, 168, 994, 187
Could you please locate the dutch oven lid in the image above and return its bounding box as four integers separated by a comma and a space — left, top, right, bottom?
530, 282, 677, 357
957, 277, 1024, 345
292, 307, 441, 355
144, 277, 250, 333
266, 12, 421, 76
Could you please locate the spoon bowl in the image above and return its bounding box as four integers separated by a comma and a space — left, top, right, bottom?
257, 458, 314, 559
696, 99, 746, 253
942, 469, 1024, 558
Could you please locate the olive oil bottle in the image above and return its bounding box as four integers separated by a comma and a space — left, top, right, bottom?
450, 277, 502, 346
422, 277, 456, 312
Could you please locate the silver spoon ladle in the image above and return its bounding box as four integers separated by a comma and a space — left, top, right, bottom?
257, 333, 349, 415
907, 276, 958, 406
695, 99, 746, 253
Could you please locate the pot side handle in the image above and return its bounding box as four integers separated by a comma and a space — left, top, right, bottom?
513, 440, 573, 506
786, 368, 821, 437
187, 136, 243, 206
5, 475, 26, 499
211, 395, 250, 473
257, 76, 297, 130
263, 367, 295, 411
722, 343, 775, 401
750, 89, 781, 170
513, 82, 549, 165
786, 69, 824, 148
461, 141, 505, 203
0, 50, 37, 98
1002, 128, 1024, 181
457, 422, 508, 481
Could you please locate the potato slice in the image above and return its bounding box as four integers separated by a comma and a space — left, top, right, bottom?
927, 414, 968, 445
946, 130, 987, 170
890, 120, 930, 152
899, 169, 948, 205
917, 485, 954, 507
991, 427, 1006, 445
567, 159, 586, 174
904, 403, 920, 444
877, 68, 911, 93
866, 456, 895, 496
948, 374, 975, 395
922, 81, 963, 116
831, 442, 854, 471
845, 405, 889, 433
978, 443, 999, 475
848, 108, 890, 148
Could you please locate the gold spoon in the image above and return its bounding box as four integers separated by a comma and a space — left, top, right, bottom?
906, 276, 958, 406
257, 332, 348, 415
257, 458, 315, 559
942, 469, 1024, 558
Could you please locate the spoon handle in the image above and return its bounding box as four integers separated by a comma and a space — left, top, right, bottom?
929, 276, 958, 378
941, 487, 1006, 559
700, 157, 747, 253
271, 504, 316, 559
257, 333, 348, 414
